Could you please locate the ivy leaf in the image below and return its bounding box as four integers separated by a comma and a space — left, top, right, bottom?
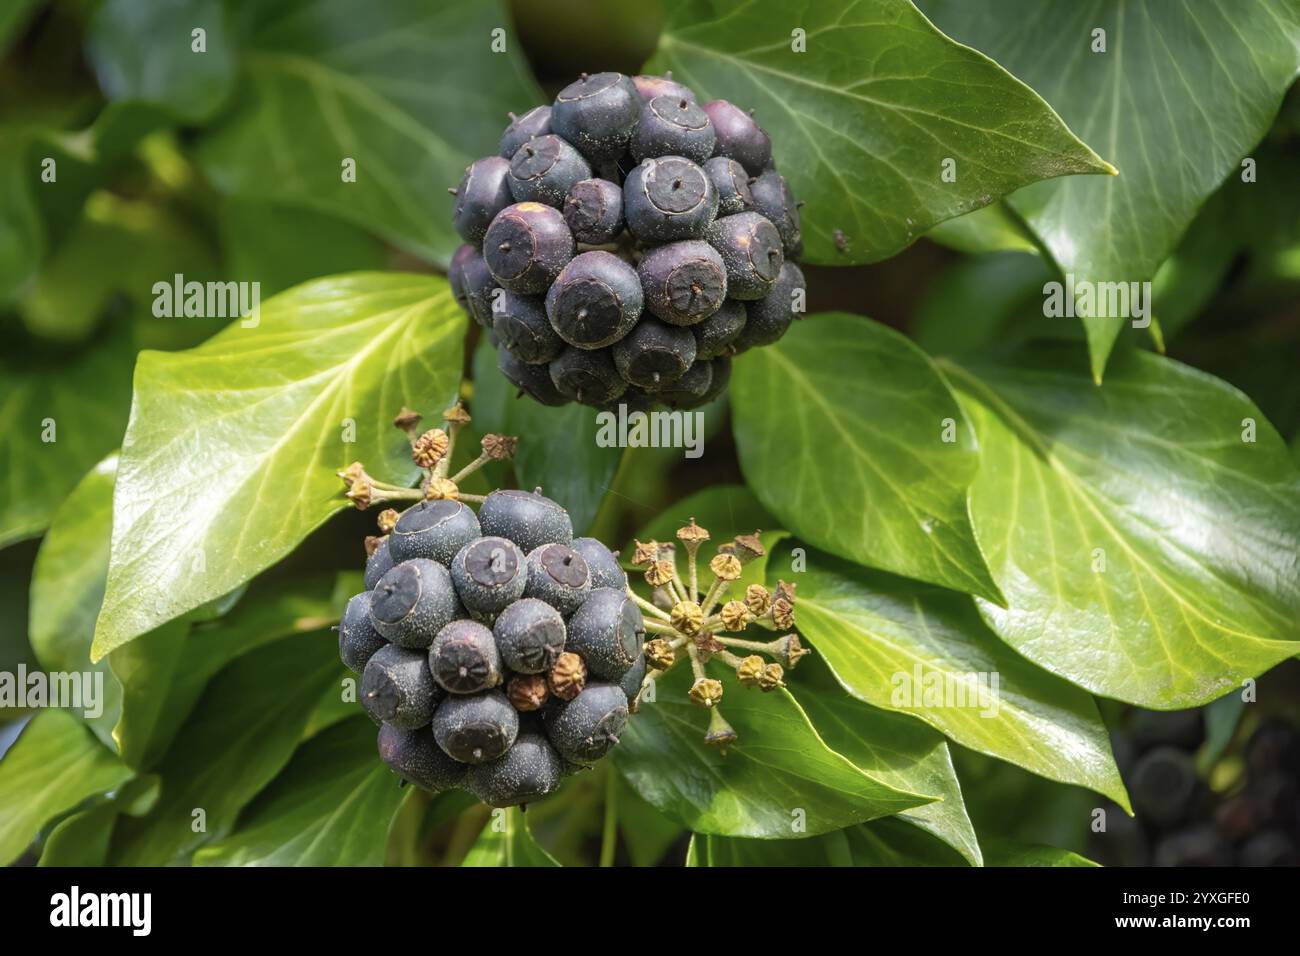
925, 204, 1040, 256
687, 816, 967, 866
649, 0, 1112, 265
945, 344, 1300, 708
199, 0, 543, 266
923, 0, 1300, 379
195, 718, 405, 866
92, 273, 464, 659
0, 325, 134, 549
87, 0, 237, 123
795, 656, 981, 866
471, 338, 621, 534
615, 663, 935, 838
783, 541, 1129, 808
0, 710, 132, 866
462, 808, 560, 867
110, 633, 343, 865
731, 313, 1002, 603
983, 839, 1097, 867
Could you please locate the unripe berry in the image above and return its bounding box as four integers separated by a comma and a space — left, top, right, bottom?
478, 488, 574, 553
545, 250, 643, 349
467, 730, 564, 807
499, 105, 552, 160
524, 542, 592, 615
506, 134, 592, 207
389, 499, 482, 565
624, 156, 719, 243
565, 587, 645, 680
691, 298, 746, 359
493, 290, 563, 365
703, 156, 754, 216
631, 95, 716, 164
432, 690, 519, 764
450, 536, 528, 616
429, 619, 502, 694
705, 212, 784, 300
494, 597, 567, 674
549, 345, 627, 406
363, 536, 395, 589
637, 240, 727, 326
339, 591, 387, 674
483, 202, 575, 295
550, 72, 640, 160
360, 644, 442, 729
369, 558, 463, 649
377, 723, 467, 793
452, 156, 514, 245
736, 262, 805, 351
545, 683, 629, 765
749, 169, 802, 259
702, 99, 772, 174
498, 345, 569, 406
612, 318, 697, 389
562, 178, 624, 244
570, 537, 627, 590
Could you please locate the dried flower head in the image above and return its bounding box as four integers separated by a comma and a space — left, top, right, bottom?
412, 428, 449, 468
377, 508, 400, 533
710, 553, 742, 581
481, 433, 518, 460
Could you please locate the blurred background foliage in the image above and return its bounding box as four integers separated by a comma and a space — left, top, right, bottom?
1, 0, 1298, 866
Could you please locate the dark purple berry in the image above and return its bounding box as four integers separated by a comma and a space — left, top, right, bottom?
749, 169, 802, 259
545, 683, 628, 765
378, 724, 467, 793
492, 290, 562, 364
429, 618, 502, 694
452, 156, 513, 245
737, 262, 804, 350
452, 244, 498, 328
506, 134, 592, 207
624, 155, 718, 243
637, 240, 727, 326
494, 597, 567, 673
524, 542, 591, 615
550, 72, 640, 160
544, 250, 643, 348
632, 72, 695, 103
499, 105, 552, 159
565, 587, 644, 680
703, 99, 771, 174
631, 95, 716, 165
692, 298, 746, 359
339, 591, 387, 674
478, 488, 574, 553
612, 318, 697, 389
705, 211, 783, 299
483, 202, 575, 294
360, 644, 442, 729
432, 690, 518, 764
570, 537, 626, 591
563, 178, 624, 244
498, 345, 569, 406
450, 536, 528, 616
703, 156, 754, 216
654, 359, 714, 408
364, 536, 395, 589
369, 557, 464, 649
467, 730, 564, 807
389, 499, 481, 565
549, 345, 627, 406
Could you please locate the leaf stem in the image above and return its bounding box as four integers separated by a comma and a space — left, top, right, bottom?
628, 589, 671, 622
599, 766, 618, 868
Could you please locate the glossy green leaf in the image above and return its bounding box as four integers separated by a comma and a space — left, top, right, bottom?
0, 710, 132, 865
615, 662, 934, 838
687, 816, 967, 866
93, 273, 465, 658
982, 839, 1097, 867
0, 324, 134, 548
462, 807, 560, 867
945, 344, 1300, 708
37, 803, 119, 867
199, 0, 543, 266
471, 337, 621, 534
109, 633, 342, 865
924, 0, 1300, 379
732, 313, 1001, 602
795, 656, 981, 865
925, 203, 1040, 256
196, 717, 404, 866
912, 252, 1056, 357
87, 0, 236, 123
0, 135, 43, 305
650, 0, 1111, 265
28, 454, 122, 746
784, 541, 1129, 808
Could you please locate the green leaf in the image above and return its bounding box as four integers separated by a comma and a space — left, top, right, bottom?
110, 632, 343, 865
795, 655, 981, 865
28, 454, 122, 746
615, 662, 935, 838
923, 0, 1300, 379
0, 135, 43, 305
87, 0, 237, 123
93, 273, 465, 658
195, 717, 405, 866
37, 803, 119, 867
0, 324, 134, 548
198, 0, 543, 266
687, 816, 967, 866
925, 203, 1040, 256
0, 710, 132, 865
982, 838, 1097, 867
731, 312, 1001, 602
462, 807, 560, 867
0, 0, 41, 54
912, 251, 1055, 357
946, 345, 1300, 708
471, 337, 621, 534
649, 0, 1111, 266
784, 541, 1129, 808
111, 574, 343, 770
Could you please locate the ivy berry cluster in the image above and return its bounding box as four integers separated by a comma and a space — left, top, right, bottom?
448, 71, 806, 410
625, 519, 808, 748
335, 407, 644, 807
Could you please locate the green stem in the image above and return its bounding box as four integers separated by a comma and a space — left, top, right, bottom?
628, 589, 671, 621
599, 767, 618, 868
